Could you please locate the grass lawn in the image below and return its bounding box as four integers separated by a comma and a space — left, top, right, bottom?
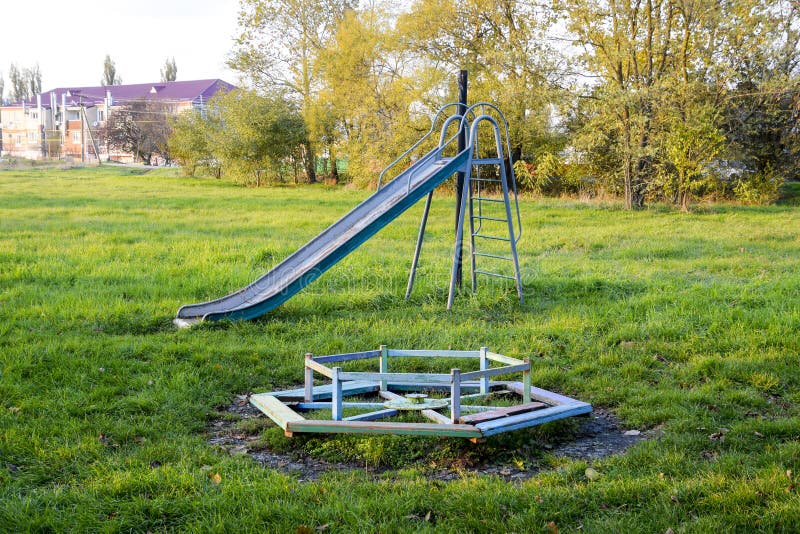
1, 166, 800, 532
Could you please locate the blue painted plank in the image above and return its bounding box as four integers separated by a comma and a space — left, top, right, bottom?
387, 349, 480, 358
476, 403, 593, 437
345, 409, 399, 422
313, 350, 381, 364
264, 381, 379, 400
505, 382, 586, 406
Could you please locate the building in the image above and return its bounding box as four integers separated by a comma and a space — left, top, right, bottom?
0, 79, 235, 162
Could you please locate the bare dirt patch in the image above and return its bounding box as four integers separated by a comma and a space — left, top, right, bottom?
208, 394, 649, 482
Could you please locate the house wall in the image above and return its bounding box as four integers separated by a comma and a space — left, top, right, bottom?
0, 105, 54, 160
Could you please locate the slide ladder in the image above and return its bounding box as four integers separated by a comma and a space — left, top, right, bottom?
406, 103, 524, 308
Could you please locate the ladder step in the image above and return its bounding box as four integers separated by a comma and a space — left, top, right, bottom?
474, 197, 505, 203
472, 216, 508, 223
473, 178, 501, 183
474, 252, 514, 261
473, 234, 511, 242
472, 158, 503, 165
474, 270, 517, 280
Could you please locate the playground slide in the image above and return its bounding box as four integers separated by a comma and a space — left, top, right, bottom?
174, 148, 470, 326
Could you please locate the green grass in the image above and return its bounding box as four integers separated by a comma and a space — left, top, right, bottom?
2, 165, 800, 532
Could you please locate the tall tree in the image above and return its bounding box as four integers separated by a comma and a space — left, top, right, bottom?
399, 0, 563, 165
161, 57, 177, 82
315, 4, 425, 185
559, 0, 790, 208
24, 64, 41, 97
229, 0, 354, 183
9, 64, 27, 102
101, 55, 122, 86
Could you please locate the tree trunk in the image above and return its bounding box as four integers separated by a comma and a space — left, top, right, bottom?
305, 142, 317, 183
331, 151, 339, 183
680, 190, 690, 212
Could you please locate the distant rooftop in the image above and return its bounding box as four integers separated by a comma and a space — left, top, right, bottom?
6, 79, 236, 108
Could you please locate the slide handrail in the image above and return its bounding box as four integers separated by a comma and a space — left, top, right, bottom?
462, 103, 523, 244
377, 102, 466, 191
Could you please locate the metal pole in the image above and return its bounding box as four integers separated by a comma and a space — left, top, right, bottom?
80, 96, 85, 163
405, 191, 433, 299
455, 69, 468, 288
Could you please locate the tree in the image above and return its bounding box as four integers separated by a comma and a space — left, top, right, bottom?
560, 0, 796, 208
101, 100, 171, 165
660, 87, 725, 210
101, 55, 122, 86
399, 0, 563, 166
168, 110, 213, 176
315, 4, 426, 185
9, 64, 27, 102
208, 89, 307, 184
24, 64, 41, 97
161, 57, 177, 82
0, 73, 4, 104
229, 0, 354, 183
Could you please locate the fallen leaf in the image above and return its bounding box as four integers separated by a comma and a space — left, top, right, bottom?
295, 527, 313, 534
8, 406, 20, 413
210, 472, 222, 485
666, 529, 675, 534
624, 429, 641, 436
585, 467, 601, 481
754, 431, 764, 438
787, 470, 793, 479
546, 520, 559, 534
670, 495, 679, 504
424, 510, 432, 522
315, 524, 329, 531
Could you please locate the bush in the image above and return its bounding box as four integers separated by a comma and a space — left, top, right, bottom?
734, 165, 782, 205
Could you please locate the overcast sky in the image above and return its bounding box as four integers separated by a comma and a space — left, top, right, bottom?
0, 0, 241, 93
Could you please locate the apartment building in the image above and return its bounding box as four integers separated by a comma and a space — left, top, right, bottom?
0, 79, 234, 162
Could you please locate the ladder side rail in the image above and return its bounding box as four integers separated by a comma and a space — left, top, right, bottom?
468, 115, 524, 303
494, 124, 525, 304
464, 103, 523, 244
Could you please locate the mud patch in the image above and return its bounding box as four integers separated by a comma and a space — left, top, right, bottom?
208, 394, 650, 482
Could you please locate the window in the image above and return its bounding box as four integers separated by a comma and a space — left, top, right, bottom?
72, 131, 80, 143
30, 111, 38, 119
28, 131, 37, 142
98, 110, 105, 122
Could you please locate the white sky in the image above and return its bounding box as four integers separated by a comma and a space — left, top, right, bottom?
0, 0, 241, 94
